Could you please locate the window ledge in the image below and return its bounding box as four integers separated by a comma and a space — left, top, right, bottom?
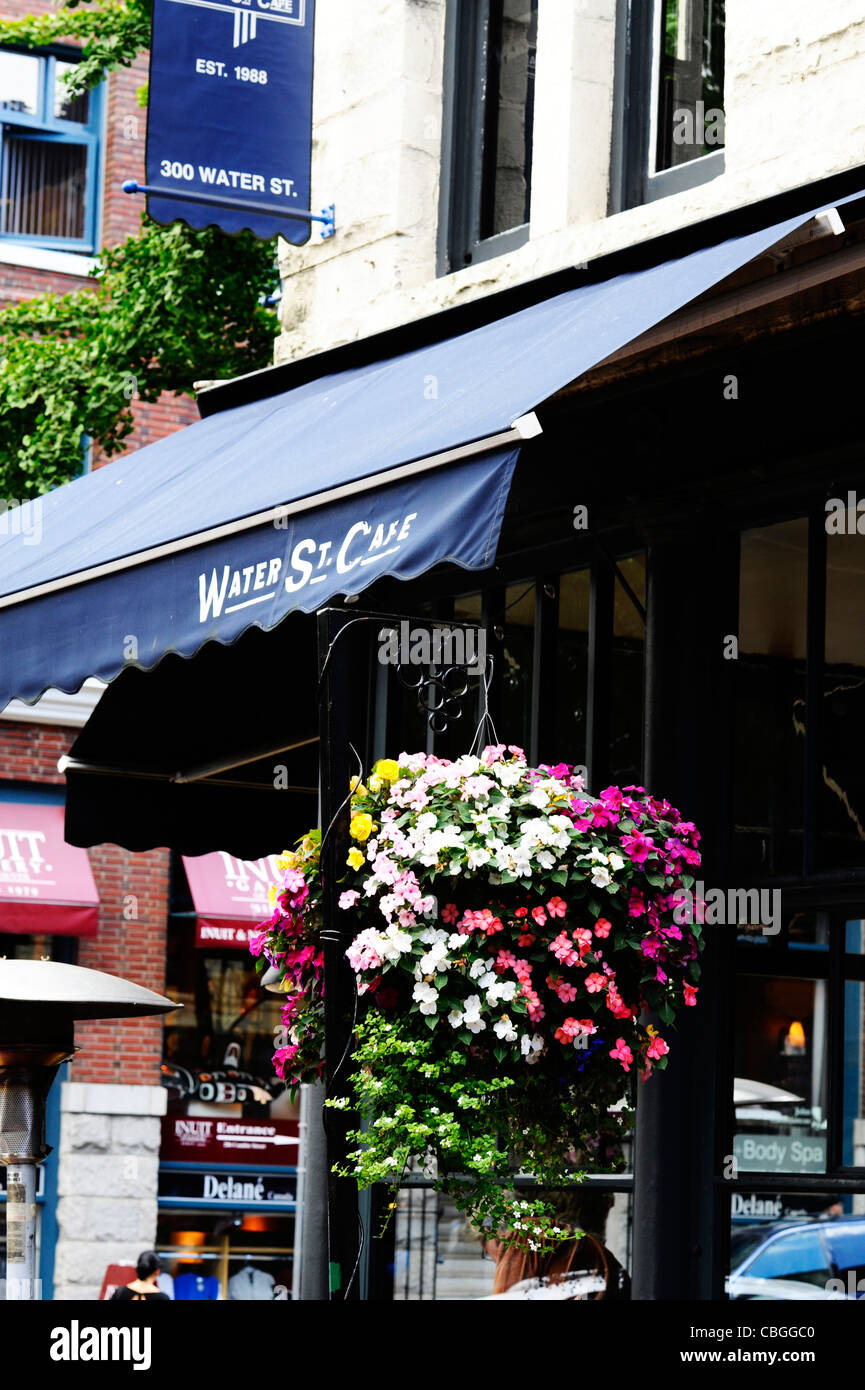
0, 242, 96, 277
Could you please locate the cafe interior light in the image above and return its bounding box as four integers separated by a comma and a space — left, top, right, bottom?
784, 1020, 807, 1054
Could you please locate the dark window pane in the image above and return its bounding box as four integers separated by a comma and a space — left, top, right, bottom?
0, 50, 40, 116
554, 569, 589, 770
820, 531, 865, 871
610, 556, 645, 787
54, 60, 89, 123
0, 135, 87, 240
499, 581, 534, 752
480, 0, 537, 239
655, 0, 725, 172
733, 520, 808, 877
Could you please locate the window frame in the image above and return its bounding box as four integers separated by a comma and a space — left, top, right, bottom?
438, 0, 535, 276
0, 44, 104, 253
612, 0, 725, 214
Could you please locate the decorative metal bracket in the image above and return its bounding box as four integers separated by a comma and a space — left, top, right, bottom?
122, 182, 336, 238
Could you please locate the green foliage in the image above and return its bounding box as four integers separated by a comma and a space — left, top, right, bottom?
0, 0, 151, 98
0, 218, 279, 497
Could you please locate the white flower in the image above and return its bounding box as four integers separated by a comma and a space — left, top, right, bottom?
469, 957, 493, 981
447, 1008, 464, 1029
447, 933, 466, 951
419, 926, 448, 945
466, 847, 491, 869
520, 1033, 544, 1058
380, 925, 413, 960
486, 979, 517, 1006
412, 981, 439, 1015
536, 850, 557, 869
608, 852, 625, 872
493, 762, 523, 787
461, 994, 486, 1033
493, 1015, 518, 1042
526, 787, 549, 809
420, 942, 450, 973
590, 865, 611, 888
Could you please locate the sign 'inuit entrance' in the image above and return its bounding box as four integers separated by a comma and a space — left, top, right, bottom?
146, 0, 315, 239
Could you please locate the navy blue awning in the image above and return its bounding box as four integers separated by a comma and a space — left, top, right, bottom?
0, 191, 852, 709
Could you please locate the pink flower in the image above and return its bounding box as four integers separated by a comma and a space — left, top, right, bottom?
610, 1039, 634, 1072
584, 972, 607, 994
547, 896, 567, 918
517, 932, 536, 948
248, 930, 268, 958
683, 983, 698, 1007
593, 917, 612, 938
441, 903, 459, 925
551, 932, 579, 967
338, 890, 360, 910
531, 905, 548, 927
646, 1035, 669, 1061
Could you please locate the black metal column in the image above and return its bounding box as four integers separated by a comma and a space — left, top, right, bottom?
631, 528, 737, 1300
317, 607, 362, 1300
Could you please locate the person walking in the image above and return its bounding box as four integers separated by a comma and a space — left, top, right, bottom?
110, 1252, 171, 1302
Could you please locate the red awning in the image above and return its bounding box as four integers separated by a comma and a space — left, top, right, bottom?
182, 852, 282, 949
0, 802, 99, 936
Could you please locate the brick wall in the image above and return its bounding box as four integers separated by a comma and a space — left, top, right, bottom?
0, 9, 199, 455
0, 721, 170, 1087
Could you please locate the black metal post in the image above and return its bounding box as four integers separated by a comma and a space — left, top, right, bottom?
631, 528, 737, 1300
317, 608, 361, 1300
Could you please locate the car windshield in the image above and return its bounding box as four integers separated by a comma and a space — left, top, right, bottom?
729, 1227, 769, 1270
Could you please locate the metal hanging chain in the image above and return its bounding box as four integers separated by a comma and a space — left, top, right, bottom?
469, 655, 500, 757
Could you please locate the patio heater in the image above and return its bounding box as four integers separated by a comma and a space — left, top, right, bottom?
0, 957, 177, 1300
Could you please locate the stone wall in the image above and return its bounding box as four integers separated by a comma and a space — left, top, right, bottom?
275, 0, 865, 363
52, 1082, 166, 1302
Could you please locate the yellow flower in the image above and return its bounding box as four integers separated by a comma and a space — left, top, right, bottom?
277, 851, 297, 871
374, 758, 400, 783
267, 884, 279, 907
350, 812, 374, 842
347, 847, 365, 870
368, 774, 383, 794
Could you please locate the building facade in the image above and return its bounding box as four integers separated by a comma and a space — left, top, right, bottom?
0, 5, 195, 1298
4, 0, 865, 1302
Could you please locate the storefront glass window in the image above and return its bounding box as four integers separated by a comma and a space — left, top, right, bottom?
392, 1185, 631, 1300
163, 923, 285, 1113
156, 1211, 294, 1299
734, 518, 808, 877
733, 973, 828, 1176
610, 556, 645, 787
555, 569, 589, 771
821, 529, 865, 870
499, 582, 535, 752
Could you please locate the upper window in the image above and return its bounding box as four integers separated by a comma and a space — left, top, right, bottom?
0, 47, 102, 251
439, 0, 537, 273
617, 0, 725, 210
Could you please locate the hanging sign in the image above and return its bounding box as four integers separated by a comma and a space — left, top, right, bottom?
145, 0, 316, 240
161, 1115, 299, 1163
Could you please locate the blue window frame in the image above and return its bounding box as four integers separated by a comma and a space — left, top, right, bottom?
0, 46, 103, 252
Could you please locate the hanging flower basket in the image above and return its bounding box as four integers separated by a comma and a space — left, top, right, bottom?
251, 746, 702, 1248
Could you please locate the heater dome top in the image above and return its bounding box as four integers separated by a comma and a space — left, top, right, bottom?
0, 958, 178, 1020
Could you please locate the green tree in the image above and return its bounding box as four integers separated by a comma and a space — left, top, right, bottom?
0, 0, 279, 497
